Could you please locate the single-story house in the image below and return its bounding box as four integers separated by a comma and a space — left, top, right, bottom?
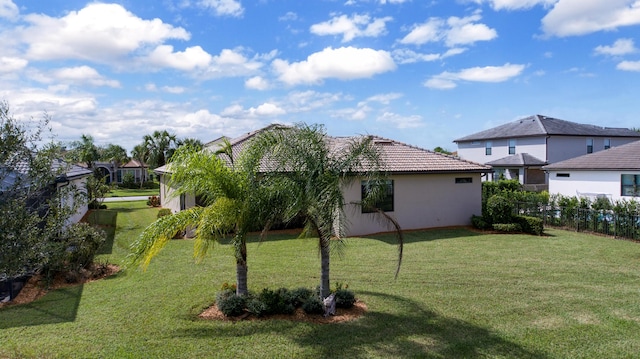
93, 159, 149, 184
1, 158, 93, 225
155, 126, 491, 236
544, 140, 640, 202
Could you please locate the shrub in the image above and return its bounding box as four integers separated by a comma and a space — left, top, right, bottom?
246, 297, 268, 317
471, 215, 491, 230
141, 181, 160, 189
217, 293, 246, 317
335, 289, 356, 308
157, 208, 172, 218
258, 288, 295, 315
121, 172, 136, 188
290, 287, 314, 307
486, 194, 514, 224
147, 196, 161, 207
492, 223, 522, 233
302, 296, 324, 315
513, 215, 544, 235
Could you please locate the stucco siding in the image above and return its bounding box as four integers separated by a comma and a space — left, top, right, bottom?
547, 136, 640, 164
61, 176, 89, 225
457, 136, 546, 164
342, 173, 482, 236
158, 174, 195, 213
548, 170, 640, 201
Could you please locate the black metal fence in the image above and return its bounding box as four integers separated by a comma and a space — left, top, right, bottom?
514, 202, 640, 240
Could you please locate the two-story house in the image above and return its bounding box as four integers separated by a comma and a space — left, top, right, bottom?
454, 115, 640, 190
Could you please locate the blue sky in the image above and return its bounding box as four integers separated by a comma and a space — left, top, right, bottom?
1, 0, 639, 153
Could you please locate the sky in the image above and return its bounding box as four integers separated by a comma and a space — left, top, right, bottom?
1, 0, 640, 153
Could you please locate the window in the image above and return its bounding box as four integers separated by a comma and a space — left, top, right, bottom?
621, 174, 640, 197
455, 177, 472, 184
587, 138, 593, 154
361, 180, 394, 213
604, 138, 611, 150
485, 141, 492, 155
508, 139, 516, 155
556, 173, 570, 178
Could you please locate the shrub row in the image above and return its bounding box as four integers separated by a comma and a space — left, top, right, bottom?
216, 285, 356, 317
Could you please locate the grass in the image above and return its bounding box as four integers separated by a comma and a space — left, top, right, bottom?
106, 187, 159, 198
1, 201, 640, 358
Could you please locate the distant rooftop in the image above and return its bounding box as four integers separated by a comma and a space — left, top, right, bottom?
454, 115, 640, 142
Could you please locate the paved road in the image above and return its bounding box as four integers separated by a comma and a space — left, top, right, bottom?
102, 196, 149, 202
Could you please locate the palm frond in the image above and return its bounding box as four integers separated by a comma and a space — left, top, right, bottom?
128, 207, 204, 270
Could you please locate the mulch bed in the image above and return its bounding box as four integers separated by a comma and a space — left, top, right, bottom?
199, 300, 367, 324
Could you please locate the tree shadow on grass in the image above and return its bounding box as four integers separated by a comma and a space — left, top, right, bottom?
366, 226, 484, 245
86, 210, 118, 255
173, 291, 547, 359
0, 285, 83, 329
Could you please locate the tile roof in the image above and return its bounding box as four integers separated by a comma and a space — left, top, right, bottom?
156, 125, 490, 174
454, 115, 640, 142
486, 153, 546, 167
543, 140, 640, 171
1, 158, 92, 190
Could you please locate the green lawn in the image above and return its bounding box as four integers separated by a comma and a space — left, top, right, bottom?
1, 202, 640, 358
106, 187, 159, 197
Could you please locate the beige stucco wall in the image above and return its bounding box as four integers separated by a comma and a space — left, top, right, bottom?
341, 173, 483, 237
60, 176, 89, 225
158, 174, 195, 214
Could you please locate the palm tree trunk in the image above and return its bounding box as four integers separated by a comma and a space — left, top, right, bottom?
235, 235, 248, 296
319, 235, 331, 299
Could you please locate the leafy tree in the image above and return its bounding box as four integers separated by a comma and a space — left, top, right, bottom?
247, 123, 403, 298
67, 134, 100, 169
138, 130, 178, 169
0, 102, 100, 283
99, 143, 129, 181
128, 143, 284, 295
433, 146, 453, 155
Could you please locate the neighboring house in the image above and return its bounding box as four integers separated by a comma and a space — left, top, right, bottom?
543, 140, 640, 202
93, 159, 149, 184
454, 115, 640, 190
1, 158, 93, 225
154, 126, 491, 237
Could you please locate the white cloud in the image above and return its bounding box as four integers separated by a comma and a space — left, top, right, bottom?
197, 0, 244, 17
245, 76, 270, 90
52, 66, 120, 88
542, 0, 640, 37
425, 63, 526, 89
284, 90, 344, 112
399, 13, 497, 47
594, 38, 636, 56
0, 56, 27, 73
310, 13, 392, 42
20, 3, 189, 63
200, 48, 265, 78
445, 14, 498, 46
279, 12, 298, 21
272, 46, 396, 85
376, 112, 424, 128
472, 0, 556, 10
145, 45, 212, 71
617, 60, 640, 71
364, 92, 403, 105
392, 48, 466, 64
161, 86, 186, 94
0, 0, 18, 20
220, 102, 286, 117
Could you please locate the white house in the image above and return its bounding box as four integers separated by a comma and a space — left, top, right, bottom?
154, 126, 491, 236
544, 140, 640, 202
454, 115, 640, 190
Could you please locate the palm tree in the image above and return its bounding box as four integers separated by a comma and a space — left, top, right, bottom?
100, 144, 129, 182
247, 123, 403, 298
68, 134, 99, 169
128, 142, 283, 295
140, 130, 178, 169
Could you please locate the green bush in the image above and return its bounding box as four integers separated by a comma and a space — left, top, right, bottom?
335, 289, 356, 309
290, 287, 314, 307
302, 296, 324, 315
246, 297, 268, 317
492, 223, 522, 233
513, 215, 544, 235
471, 215, 491, 230
217, 293, 246, 317
141, 181, 160, 189
258, 288, 295, 315
121, 172, 136, 188
486, 194, 514, 224
157, 208, 172, 218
